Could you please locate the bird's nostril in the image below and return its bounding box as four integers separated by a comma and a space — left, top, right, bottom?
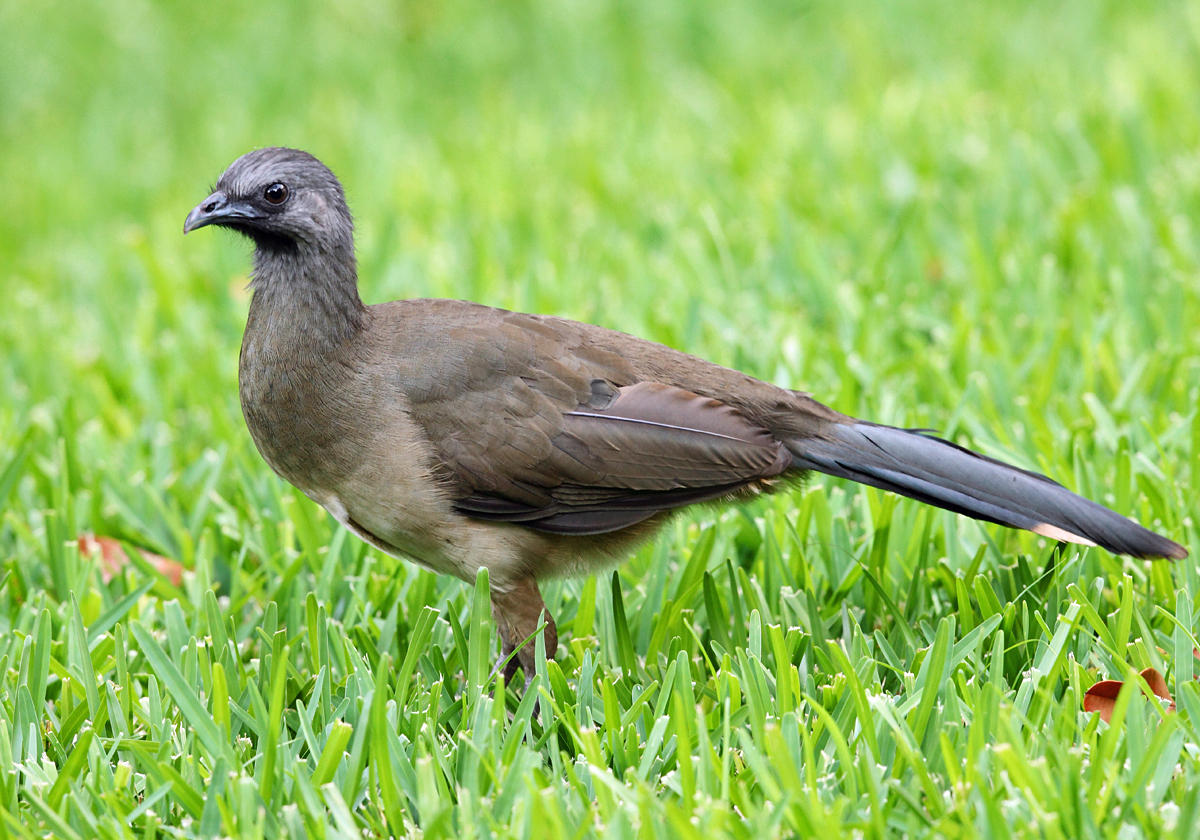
203, 200, 218, 213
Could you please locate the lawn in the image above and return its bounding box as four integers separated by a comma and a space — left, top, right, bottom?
2, 0, 1200, 836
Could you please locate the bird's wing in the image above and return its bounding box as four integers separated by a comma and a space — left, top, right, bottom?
451, 381, 793, 533
394, 302, 791, 534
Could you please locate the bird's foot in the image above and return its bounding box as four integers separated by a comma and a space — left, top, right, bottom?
491, 577, 558, 692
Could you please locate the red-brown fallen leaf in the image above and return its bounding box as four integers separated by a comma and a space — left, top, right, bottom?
1142, 668, 1172, 702
1084, 667, 1174, 723
78, 534, 184, 586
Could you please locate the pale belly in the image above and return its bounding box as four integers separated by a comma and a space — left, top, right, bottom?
282, 419, 531, 589
304, 484, 462, 577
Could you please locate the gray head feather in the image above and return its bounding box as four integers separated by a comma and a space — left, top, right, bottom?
198, 147, 354, 253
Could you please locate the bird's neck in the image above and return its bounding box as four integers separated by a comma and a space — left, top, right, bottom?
246, 242, 367, 354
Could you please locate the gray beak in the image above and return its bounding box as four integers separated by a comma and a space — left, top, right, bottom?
183, 191, 261, 234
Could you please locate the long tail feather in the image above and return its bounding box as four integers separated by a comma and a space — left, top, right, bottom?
789, 423, 1187, 559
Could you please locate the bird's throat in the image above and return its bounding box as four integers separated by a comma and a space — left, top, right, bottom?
246, 244, 367, 355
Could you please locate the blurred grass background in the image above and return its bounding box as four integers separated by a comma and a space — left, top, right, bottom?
2, 0, 1200, 837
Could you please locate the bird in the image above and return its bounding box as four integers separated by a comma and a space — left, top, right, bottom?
184, 147, 1188, 683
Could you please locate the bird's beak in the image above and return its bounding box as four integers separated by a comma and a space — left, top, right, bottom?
183, 191, 261, 234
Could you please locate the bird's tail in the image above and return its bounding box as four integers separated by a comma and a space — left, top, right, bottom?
788, 422, 1187, 559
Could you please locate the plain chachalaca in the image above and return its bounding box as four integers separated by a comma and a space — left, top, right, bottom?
184, 147, 1188, 681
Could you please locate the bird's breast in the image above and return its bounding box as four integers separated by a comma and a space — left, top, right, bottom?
237, 339, 359, 487
237, 337, 477, 578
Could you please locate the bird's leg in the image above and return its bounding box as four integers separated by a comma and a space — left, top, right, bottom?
491, 577, 558, 687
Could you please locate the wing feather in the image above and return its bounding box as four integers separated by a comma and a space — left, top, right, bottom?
454, 382, 791, 533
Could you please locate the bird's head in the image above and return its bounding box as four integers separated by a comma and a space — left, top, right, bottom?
183, 147, 352, 253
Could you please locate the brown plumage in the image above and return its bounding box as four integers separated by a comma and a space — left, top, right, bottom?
185, 147, 1188, 682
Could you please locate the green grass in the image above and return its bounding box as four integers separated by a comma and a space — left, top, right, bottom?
3, 0, 1200, 836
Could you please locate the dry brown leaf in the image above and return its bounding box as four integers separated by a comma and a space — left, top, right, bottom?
1141, 667, 1172, 703
78, 534, 184, 586
1083, 667, 1174, 723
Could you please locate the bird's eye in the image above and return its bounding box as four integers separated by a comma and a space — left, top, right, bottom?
263, 183, 289, 205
